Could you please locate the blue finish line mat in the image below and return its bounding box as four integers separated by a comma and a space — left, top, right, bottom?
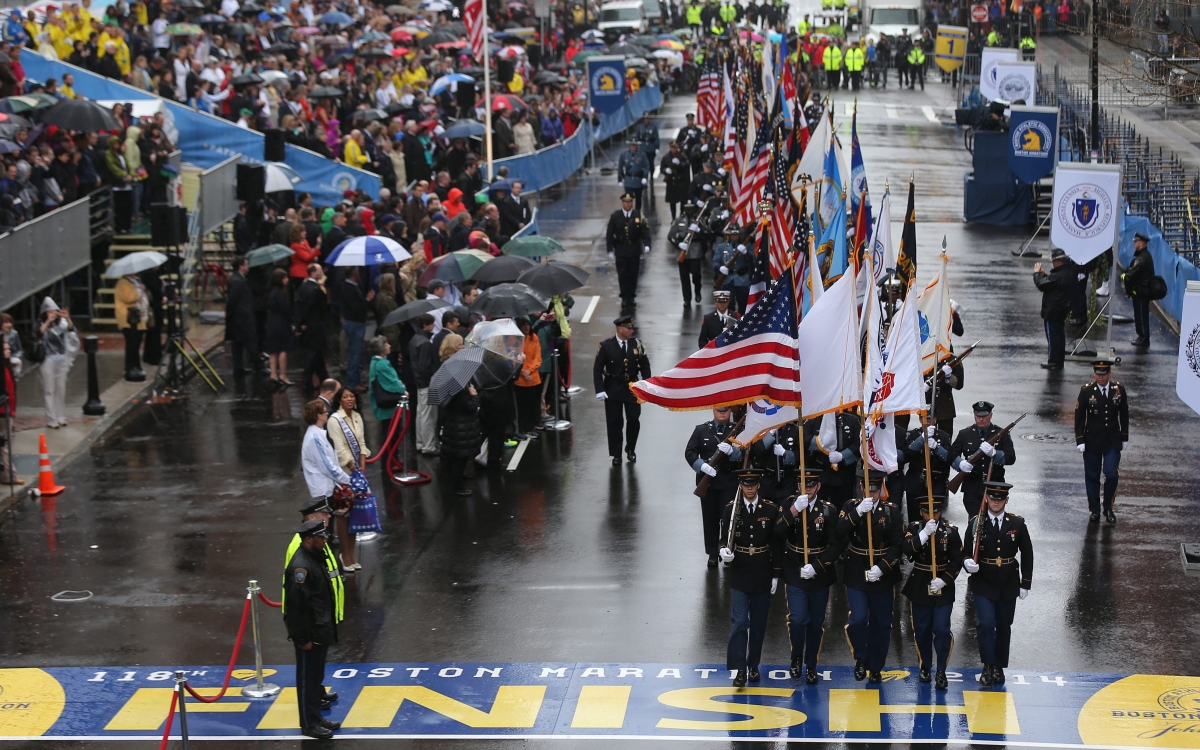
2, 663, 1200, 745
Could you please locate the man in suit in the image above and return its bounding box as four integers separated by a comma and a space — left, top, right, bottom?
224, 255, 264, 376
1074, 358, 1129, 524
593, 315, 651, 466
698, 289, 737, 349
408, 313, 440, 455
605, 194, 652, 307
293, 263, 330, 394
492, 104, 516, 159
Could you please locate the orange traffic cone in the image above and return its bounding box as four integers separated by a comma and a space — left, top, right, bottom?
34, 434, 65, 497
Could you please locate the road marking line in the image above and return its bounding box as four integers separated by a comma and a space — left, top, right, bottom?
580, 295, 601, 323
886, 105, 899, 119
843, 101, 854, 116
922, 106, 938, 122
506, 439, 530, 472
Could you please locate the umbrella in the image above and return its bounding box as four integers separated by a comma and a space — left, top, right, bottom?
316, 34, 351, 46
0, 94, 57, 114
351, 108, 388, 122
390, 28, 413, 41
487, 178, 512, 196
196, 13, 228, 23
464, 318, 525, 388
327, 236, 411, 266
0, 140, 23, 155
309, 85, 343, 98
359, 29, 390, 42
419, 30, 458, 47
246, 243, 294, 267
165, 23, 203, 35
491, 94, 527, 112
176, 0, 205, 8
651, 49, 679, 60
532, 71, 565, 85
40, 100, 120, 132
580, 29, 604, 40
498, 44, 525, 58
390, 46, 413, 57
469, 282, 549, 318
105, 250, 169, 278
264, 42, 298, 54
502, 235, 565, 258
427, 346, 484, 406
631, 34, 659, 46
433, 40, 467, 49
381, 297, 452, 327
429, 72, 474, 96
319, 11, 354, 25
230, 73, 265, 86
264, 162, 302, 192
516, 261, 590, 297
442, 119, 486, 139
259, 69, 289, 84
296, 25, 321, 35
228, 22, 255, 35
571, 49, 605, 63
609, 43, 649, 56
0, 123, 22, 140
653, 39, 684, 49
358, 48, 394, 59
0, 112, 30, 126
387, 4, 417, 14
469, 254, 536, 283
418, 0, 454, 10
418, 249, 492, 285
626, 56, 649, 68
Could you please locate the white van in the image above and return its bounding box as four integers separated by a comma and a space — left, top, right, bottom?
861, 3, 922, 40
598, 0, 647, 39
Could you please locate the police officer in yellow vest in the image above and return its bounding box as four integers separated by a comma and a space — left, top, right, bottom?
285, 498, 346, 633
799, 14, 811, 34
846, 40, 865, 90
986, 29, 1002, 46
687, 0, 703, 33
710, 18, 727, 36
719, 0, 737, 25
907, 43, 925, 89
1019, 34, 1036, 60
824, 41, 844, 90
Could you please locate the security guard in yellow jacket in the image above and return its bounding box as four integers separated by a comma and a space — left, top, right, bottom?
686, 1, 703, 32
1019, 34, 1036, 59
907, 44, 925, 89
845, 41, 865, 90
823, 42, 843, 90
284, 498, 345, 627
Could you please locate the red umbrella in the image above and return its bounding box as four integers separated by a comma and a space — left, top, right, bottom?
390, 28, 413, 41
434, 40, 466, 49
390, 46, 412, 56
491, 93, 527, 111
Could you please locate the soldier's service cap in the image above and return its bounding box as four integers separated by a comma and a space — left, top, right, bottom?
1092, 357, 1115, 372
713, 289, 731, 300
972, 400, 994, 416
686, 112, 696, 119
737, 468, 766, 484
613, 315, 635, 327
642, 112, 652, 118
620, 193, 635, 202
295, 519, 331, 538
855, 465, 884, 488
299, 498, 333, 515
1050, 247, 1067, 261
626, 138, 640, 145
802, 468, 822, 485
919, 495, 947, 511
984, 482, 1013, 499
1133, 232, 1149, 242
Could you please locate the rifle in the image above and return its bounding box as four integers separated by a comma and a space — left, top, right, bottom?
724, 453, 752, 551
924, 339, 981, 389
693, 414, 747, 498
677, 199, 716, 265
972, 461, 998, 562
946, 412, 1027, 494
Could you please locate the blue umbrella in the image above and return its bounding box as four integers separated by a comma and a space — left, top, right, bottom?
0, 140, 22, 154
326, 236, 411, 266
429, 72, 474, 96
319, 10, 354, 25
487, 178, 512, 196
196, 13, 228, 23
442, 119, 486, 139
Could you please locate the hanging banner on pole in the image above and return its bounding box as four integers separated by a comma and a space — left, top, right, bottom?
1177, 281, 1200, 416
992, 60, 1037, 103
588, 56, 627, 115
1050, 162, 1122, 264
935, 26, 968, 72
1007, 105, 1058, 183
979, 47, 1020, 100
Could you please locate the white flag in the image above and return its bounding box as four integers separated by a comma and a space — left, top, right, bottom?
869, 191, 896, 283
916, 254, 952, 374
792, 111, 829, 210
1049, 163, 1122, 264
863, 413, 898, 474
732, 399, 799, 448
799, 269, 861, 418
876, 280, 927, 415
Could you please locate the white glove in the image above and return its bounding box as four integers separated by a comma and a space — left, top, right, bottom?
941, 364, 953, 377
866, 565, 882, 582
608, 251, 615, 261
856, 498, 874, 515
719, 210, 730, 219
700, 462, 717, 477
664, 167, 672, 174
695, 199, 705, 207
736, 244, 747, 254
770, 577, 778, 594
703, 184, 714, 192
926, 425, 937, 438
793, 495, 809, 514
959, 460, 973, 473
924, 380, 933, 393
980, 441, 996, 457
929, 577, 947, 592
828, 451, 842, 465
678, 241, 689, 250
927, 437, 939, 451
919, 518, 938, 544
719, 547, 734, 562
963, 558, 980, 573
700, 144, 709, 151
643, 245, 650, 255
800, 563, 816, 579
773, 443, 786, 456
1019, 588, 1029, 600
719, 265, 730, 275
1122, 441, 1128, 451
1077, 443, 1086, 453
1077, 272, 1087, 282
688, 223, 701, 232
641, 177, 648, 185
717, 167, 726, 176
716, 441, 733, 455
596, 392, 608, 400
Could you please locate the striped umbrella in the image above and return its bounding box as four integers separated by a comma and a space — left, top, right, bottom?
326, 236, 411, 266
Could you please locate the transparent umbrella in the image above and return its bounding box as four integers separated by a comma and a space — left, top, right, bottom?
465, 319, 525, 389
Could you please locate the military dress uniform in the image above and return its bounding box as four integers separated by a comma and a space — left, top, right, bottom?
774, 470, 844, 682
803, 412, 861, 504
593, 318, 651, 463
685, 412, 744, 563
617, 145, 651, 211
676, 118, 704, 153
950, 401, 1016, 520
1074, 359, 1128, 523
689, 138, 717, 178
750, 422, 801, 502
902, 505, 963, 688
605, 201, 652, 305
837, 469, 904, 682
898, 425, 953, 523
283, 520, 340, 739
698, 291, 738, 349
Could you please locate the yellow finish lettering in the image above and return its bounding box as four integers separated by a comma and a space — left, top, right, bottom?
0, 669, 66, 737
570, 686, 632, 728
829, 689, 1020, 735
105, 688, 249, 731
342, 686, 546, 728
655, 688, 806, 731
256, 687, 299, 729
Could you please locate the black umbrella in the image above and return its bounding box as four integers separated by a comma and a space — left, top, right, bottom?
470, 255, 536, 284
442, 118, 485, 138
357, 48, 393, 59
196, 13, 228, 23
428, 347, 484, 406
469, 282, 549, 318
352, 108, 388, 122
176, 0, 205, 8
308, 85, 343, 98
532, 71, 565, 85
264, 42, 298, 54
228, 22, 255, 35
609, 43, 649, 56
516, 262, 590, 297
238, 2, 265, 14
230, 73, 265, 86
419, 30, 458, 47
39, 100, 119, 132
380, 297, 452, 328
459, 65, 484, 77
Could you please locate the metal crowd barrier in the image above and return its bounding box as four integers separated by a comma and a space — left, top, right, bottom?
0, 198, 92, 314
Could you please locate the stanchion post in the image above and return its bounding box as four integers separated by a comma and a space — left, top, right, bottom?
242, 580, 281, 698
393, 397, 422, 483
174, 671, 191, 750
82, 336, 105, 416
548, 348, 570, 431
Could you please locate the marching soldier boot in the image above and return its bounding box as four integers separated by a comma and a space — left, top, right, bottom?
606, 194, 653, 306
775, 470, 844, 684
803, 411, 861, 505
962, 483, 1034, 688
283, 520, 340, 739
838, 467, 903, 684
686, 406, 744, 566
902, 497, 963, 690
719, 470, 783, 686
898, 420, 953, 523
950, 401, 1016, 521
617, 140, 651, 211
593, 316, 652, 465
1074, 358, 1128, 524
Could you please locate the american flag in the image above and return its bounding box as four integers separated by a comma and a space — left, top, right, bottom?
746, 220, 772, 310
631, 271, 800, 410
767, 133, 796, 278
734, 103, 771, 225
464, 0, 485, 62
696, 60, 720, 132
726, 80, 747, 202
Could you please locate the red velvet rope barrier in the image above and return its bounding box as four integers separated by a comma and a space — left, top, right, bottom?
181, 596, 252, 704
157, 689, 178, 750
365, 402, 409, 466
258, 591, 282, 608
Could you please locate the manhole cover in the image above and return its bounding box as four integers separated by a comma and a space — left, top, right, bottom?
1021, 433, 1071, 443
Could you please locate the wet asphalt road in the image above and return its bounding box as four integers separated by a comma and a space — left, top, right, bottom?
2, 78, 1200, 749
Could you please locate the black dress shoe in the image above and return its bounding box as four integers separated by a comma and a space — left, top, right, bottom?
125, 369, 147, 382
919, 668, 932, 683
854, 661, 867, 681
789, 657, 803, 679
320, 700, 331, 710
318, 719, 341, 730
805, 666, 819, 685
301, 725, 333, 739
707, 555, 718, 568
868, 670, 882, 684
747, 667, 761, 682
979, 665, 995, 688
626, 451, 636, 463
611, 456, 621, 466
1089, 512, 1100, 523
1105, 510, 1117, 524
1131, 337, 1150, 347
1039, 362, 1064, 370
732, 669, 747, 687
323, 691, 338, 702
993, 667, 1006, 684
935, 671, 948, 690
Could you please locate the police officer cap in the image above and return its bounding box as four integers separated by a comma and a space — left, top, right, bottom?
613, 314, 634, 327
984, 481, 1013, 499
620, 193, 635, 202
972, 400, 994, 416
713, 289, 732, 300
723, 223, 741, 235
1092, 357, 1115, 372
703, 159, 717, 169
1050, 248, 1067, 261
626, 138, 640, 145
737, 468, 766, 484
295, 518, 331, 538
686, 112, 696, 119
1134, 232, 1149, 243
299, 497, 333, 515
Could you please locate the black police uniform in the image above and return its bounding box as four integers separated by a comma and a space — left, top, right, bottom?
688, 168, 717, 205
950, 415, 1016, 520
698, 305, 737, 349
803, 413, 861, 504
1074, 376, 1129, 518
676, 122, 704, 152
593, 330, 651, 461
902, 516, 963, 681
661, 149, 691, 219
897, 426, 953, 523
605, 206, 652, 304
837, 490, 903, 680
283, 526, 338, 736
775, 487, 843, 676
965, 499, 1033, 684
749, 423, 800, 501
633, 119, 660, 176
685, 417, 744, 558
927, 357, 964, 436
719, 490, 783, 679
689, 140, 716, 177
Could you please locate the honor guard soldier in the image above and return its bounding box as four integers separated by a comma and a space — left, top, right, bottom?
902, 495, 963, 690
950, 401, 1015, 521
717, 469, 783, 687
661, 141, 691, 220
775, 469, 843, 683
676, 113, 704, 153
698, 289, 738, 349
1074, 358, 1128, 524
714, 224, 751, 314
617, 139, 651, 211
283, 520, 341, 740
689, 133, 716, 177
961, 482, 1033, 688
686, 405, 744, 566
285, 499, 345, 652
605, 194, 652, 307
752, 423, 801, 502
594, 315, 651, 466
926, 355, 964, 436
633, 112, 660, 180
837, 465, 903, 683
803, 411, 861, 504
898, 419, 953, 523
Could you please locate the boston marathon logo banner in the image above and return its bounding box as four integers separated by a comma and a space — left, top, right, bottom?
1051, 162, 1122, 264
588, 56, 627, 115
1008, 105, 1058, 184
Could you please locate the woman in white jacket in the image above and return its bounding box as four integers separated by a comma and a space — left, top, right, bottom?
36, 297, 79, 428
326, 387, 374, 570
300, 399, 352, 508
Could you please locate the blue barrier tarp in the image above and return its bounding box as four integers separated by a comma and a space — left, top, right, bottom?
1118, 212, 1200, 324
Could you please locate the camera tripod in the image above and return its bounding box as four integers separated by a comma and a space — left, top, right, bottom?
156, 278, 224, 396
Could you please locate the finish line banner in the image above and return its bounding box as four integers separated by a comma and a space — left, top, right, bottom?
4, 663, 1200, 745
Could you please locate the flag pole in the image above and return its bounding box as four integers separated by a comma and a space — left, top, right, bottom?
926, 236, 950, 585
860, 252, 874, 576
482, 0, 493, 183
